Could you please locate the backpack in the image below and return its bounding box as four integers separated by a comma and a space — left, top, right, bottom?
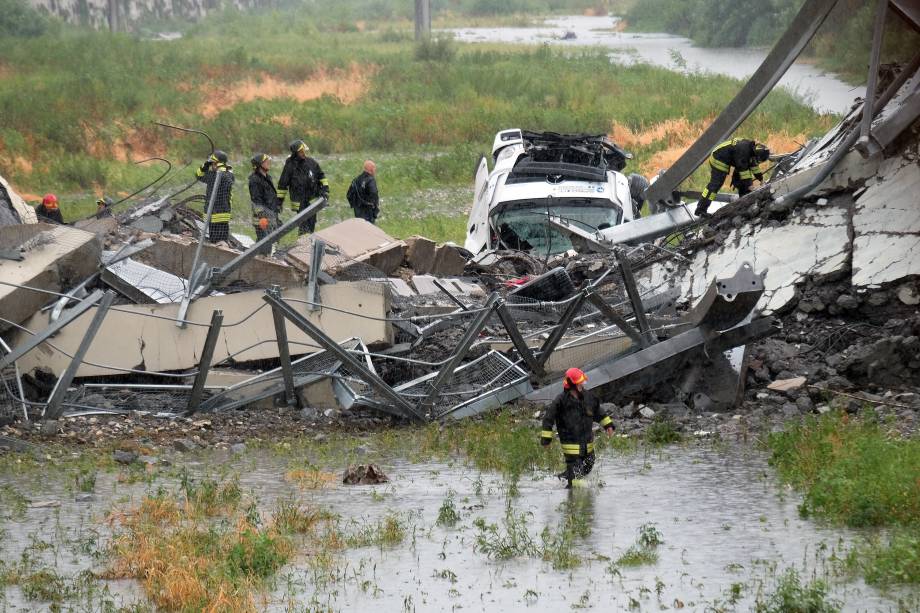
346, 177, 361, 209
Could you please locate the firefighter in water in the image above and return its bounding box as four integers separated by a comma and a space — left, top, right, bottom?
35, 193, 64, 224
694, 138, 770, 217
277, 139, 329, 235
248, 153, 282, 255
541, 367, 615, 489
195, 150, 234, 243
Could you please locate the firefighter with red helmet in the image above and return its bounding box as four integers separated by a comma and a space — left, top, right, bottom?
35, 193, 64, 224
540, 367, 615, 488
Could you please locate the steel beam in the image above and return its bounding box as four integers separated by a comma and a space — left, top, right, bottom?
306, 237, 325, 312
494, 301, 545, 377
268, 286, 296, 406
213, 197, 327, 286
178, 169, 225, 326
585, 291, 644, 347
262, 291, 424, 422
537, 290, 587, 366
433, 278, 470, 311
0, 290, 104, 370
185, 309, 224, 415
44, 291, 116, 419
420, 293, 500, 411
861, 0, 889, 141
644, 0, 840, 207
614, 249, 656, 346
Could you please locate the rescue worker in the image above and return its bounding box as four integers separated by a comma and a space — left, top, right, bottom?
35, 193, 64, 224
540, 367, 615, 489
195, 149, 234, 243
346, 160, 379, 224
95, 196, 114, 219
277, 139, 328, 235
248, 152, 282, 255
695, 138, 770, 217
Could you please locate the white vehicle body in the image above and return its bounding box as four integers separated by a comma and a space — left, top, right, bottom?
465, 129, 637, 259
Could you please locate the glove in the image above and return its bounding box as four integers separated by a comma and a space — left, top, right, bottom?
754, 172, 764, 183
258, 217, 269, 231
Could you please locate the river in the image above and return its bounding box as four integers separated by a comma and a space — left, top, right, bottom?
446, 15, 860, 115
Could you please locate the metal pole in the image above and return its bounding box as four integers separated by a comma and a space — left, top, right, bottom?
178, 168, 224, 328
268, 286, 296, 406
0, 290, 104, 371
614, 249, 656, 346
44, 291, 116, 420
415, 0, 431, 40
421, 293, 500, 410
262, 291, 424, 422
585, 291, 645, 347
184, 309, 224, 415
212, 197, 328, 285
862, 0, 889, 140
433, 278, 470, 311
536, 290, 587, 366
494, 301, 545, 377
306, 238, 325, 312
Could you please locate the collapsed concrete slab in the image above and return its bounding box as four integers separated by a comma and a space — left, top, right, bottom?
73, 217, 118, 237
12, 282, 392, 378
286, 218, 407, 276
134, 234, 301, 288
101, 253, 190, 304
646, 201, 851, 315
405, 235, 467, 276
411, 275, 485, 298
0, 224, 101, 332
851, 154, 920, 286
0, 174, 37, 226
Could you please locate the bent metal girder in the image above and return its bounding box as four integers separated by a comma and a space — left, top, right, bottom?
525, 262, 771, 403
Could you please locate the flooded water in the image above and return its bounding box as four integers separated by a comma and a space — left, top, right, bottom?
3, 443, 914, 611
446, 15, 860, 115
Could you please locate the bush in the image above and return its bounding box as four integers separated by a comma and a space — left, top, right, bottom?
414, 35, 456, 62
0, 0, 52, 38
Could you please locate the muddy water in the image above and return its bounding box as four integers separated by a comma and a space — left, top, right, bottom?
1, 444, 916, 611
446, 15, 859, 115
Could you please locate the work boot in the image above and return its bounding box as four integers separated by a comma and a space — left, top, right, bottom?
694, 199, 711, 217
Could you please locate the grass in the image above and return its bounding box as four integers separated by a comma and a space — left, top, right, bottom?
644, 415, 682, 445
0, 6, 836, 244
753, 567, 840, 613
436, 491, 461, 527
613, 522, 663, 567
769, 410, 920, 586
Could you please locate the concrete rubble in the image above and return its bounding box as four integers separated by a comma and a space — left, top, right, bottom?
2, 47, 920, 440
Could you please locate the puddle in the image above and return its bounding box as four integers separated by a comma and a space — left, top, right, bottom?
445, 15, 859, 115
1, 444, 916, 611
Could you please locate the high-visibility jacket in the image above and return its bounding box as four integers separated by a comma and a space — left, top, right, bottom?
277, 155, 328, 206
709, 138, 764, 182
196, 162, 234, 224
540, 390, 614, 456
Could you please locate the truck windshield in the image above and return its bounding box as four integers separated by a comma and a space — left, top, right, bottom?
490, 199, 622, 255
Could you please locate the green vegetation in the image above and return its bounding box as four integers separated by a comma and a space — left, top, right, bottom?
644, 415, 682, 445
753, 567, 840, 613
614, 522, 663, 567
436, 491, 462, 527
0, 3, 834, 243
625, 0, 919, 84
769, 411, 920, 585
0, 0, 55, 38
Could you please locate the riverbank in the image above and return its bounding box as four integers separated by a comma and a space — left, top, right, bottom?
0, 8, 835, 244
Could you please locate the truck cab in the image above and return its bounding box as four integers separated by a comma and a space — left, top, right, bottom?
465, 129, 640, 259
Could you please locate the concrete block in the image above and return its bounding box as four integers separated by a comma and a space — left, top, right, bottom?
0, 223, 101, 332
0, 173, 37, 225
134, 234, 301, 288
13, 282, 392, 378
286, 219, 407, 276
405, 235, 437, 273
412, 275, 485, 298
767, 376, 807, 392
73, 217, 118, 237
431, 244, 468, 276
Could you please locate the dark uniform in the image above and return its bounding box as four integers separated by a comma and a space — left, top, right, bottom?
696, 138, 769, 216
278, 155, 328, 234
347, 171, 379, 223
540, 389, 614, 487
34, 204, 64, 224
248, 170, 282, 254
196, 156, 234, 243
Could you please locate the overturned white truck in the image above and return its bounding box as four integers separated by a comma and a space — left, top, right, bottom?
464, 130, 649, 260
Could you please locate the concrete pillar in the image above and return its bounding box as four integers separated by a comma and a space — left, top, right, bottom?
414, 0, 431, 40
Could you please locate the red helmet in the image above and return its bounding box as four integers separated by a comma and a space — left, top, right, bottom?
42, 193, 58, 208
563, 367, 587, 389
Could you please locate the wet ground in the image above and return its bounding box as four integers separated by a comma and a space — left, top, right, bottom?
445, 15, 858, 115
1, 442, 916, 611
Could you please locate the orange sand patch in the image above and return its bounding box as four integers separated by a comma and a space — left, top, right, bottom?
763, 132, 808, 156
84, 124, 165, 163
610, 118, 699, 149
271, 114, 294, 127
12, 156, 33, 174
200, 64, 375, 118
